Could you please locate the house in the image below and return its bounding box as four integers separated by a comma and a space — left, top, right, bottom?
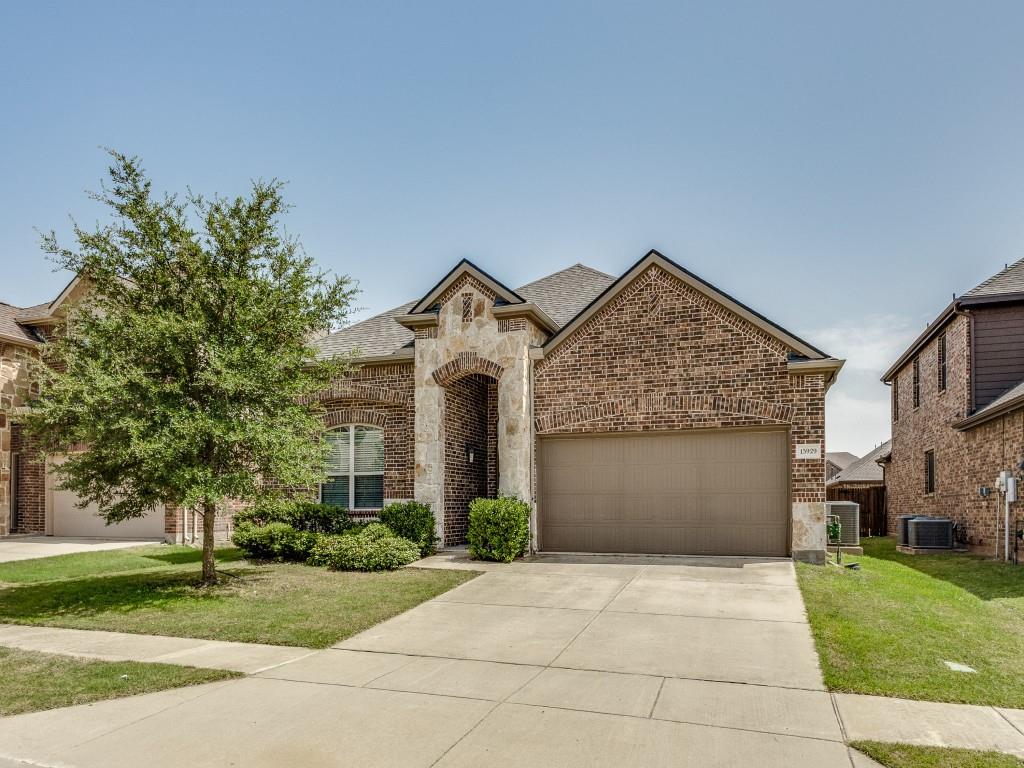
826, 441, 889, 536
3, 249, 844, 562
311, 249, 843, 562
882, 258, 1024, 557
1, 277, 174, 540
826, 451, 859, 481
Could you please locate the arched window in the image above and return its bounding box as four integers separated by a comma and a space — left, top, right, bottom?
322, 425, 384, 510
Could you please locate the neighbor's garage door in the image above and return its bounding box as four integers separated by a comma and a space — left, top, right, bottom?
538, 429, 789, 556
50, 456, 165, 538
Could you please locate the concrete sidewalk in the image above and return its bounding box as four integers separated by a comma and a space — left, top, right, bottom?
0, 536, 162, 563
0, 624, 313, 674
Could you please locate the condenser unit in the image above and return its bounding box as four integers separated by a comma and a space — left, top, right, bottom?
907, 517, 954, 549
824, 501, 860, 546
897, 514, 917, 546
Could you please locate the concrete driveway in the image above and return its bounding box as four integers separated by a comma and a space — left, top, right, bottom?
0, 536, 163, 563
0, 554, 854, 768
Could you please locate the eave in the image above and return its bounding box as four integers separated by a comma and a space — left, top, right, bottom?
491, 302, 559, 334
953, 392, 1024, 431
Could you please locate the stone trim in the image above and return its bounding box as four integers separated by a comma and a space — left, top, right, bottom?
535, 392, 794, 433
324, 408, 388, 429
432, 352, 505, 387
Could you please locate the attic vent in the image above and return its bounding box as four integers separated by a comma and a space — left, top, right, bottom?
461, 293, 473, 323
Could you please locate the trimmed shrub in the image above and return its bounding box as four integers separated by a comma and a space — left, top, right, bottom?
232, 522, 319, 562
467, 496, 530, 563
234, 499, 352, 534
378, 502, 438, 556
308, 526, 420, 572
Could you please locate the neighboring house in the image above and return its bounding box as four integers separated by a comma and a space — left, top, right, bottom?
1, 277, 172, 539
827, 441, 889, 536
312, 249, 843, 562
826, 451, 859, 481
882, 258, 1024, 557
3, 249, 845, 561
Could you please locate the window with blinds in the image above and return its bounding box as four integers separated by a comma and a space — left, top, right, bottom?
322, 425, 384, 509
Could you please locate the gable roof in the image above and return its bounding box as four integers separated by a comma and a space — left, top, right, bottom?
827, 441, 889, 485
542, 250, 832, 360
410, 259, 525, 315
883, 258, 1024, 382
825, 452, 859, 470
314, 261, 616, 361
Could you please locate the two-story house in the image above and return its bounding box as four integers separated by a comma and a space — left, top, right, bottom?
882, 259, 1024, 557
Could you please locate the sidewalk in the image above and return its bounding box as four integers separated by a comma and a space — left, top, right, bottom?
0, 623, 314, 674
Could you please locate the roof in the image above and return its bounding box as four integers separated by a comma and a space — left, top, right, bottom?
314, 251, 838, 368
0, 302, 42, 346
954, 379, 1024, 431
963, 257, 1024, 299
827, 440, 890, 485
825, 452, 859, 470
884, 258, 1024, 382
541, 250, 834, 362
315, 263, 617, 360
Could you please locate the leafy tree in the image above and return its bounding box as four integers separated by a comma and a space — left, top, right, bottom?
26, 151, 355, 583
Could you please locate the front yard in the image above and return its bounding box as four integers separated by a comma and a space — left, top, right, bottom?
0, 545, 477, 648
797, 537, 1024, 708
0, 647, 237, 716
853, 741, 1024, 768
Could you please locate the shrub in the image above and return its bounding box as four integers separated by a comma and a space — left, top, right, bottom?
232, 522, 319, 562
379, 502, 438, 556
308, 525, 420, 571
234, 498, 352, 533
467, 496, 530, 563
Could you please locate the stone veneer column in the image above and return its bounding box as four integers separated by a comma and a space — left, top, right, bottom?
496, 348, 531, 502
414, 342, 446, 544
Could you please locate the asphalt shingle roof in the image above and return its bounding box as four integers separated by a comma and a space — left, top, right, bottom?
828, 440, 890, 485
314, 263, 616, 360
964, 257, 1024, 298
0, 303, 41, 345
825, 451, 859, 471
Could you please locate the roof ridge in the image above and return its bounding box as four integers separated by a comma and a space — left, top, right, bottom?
515, 262, 613, 291
964, 256, 1024, 297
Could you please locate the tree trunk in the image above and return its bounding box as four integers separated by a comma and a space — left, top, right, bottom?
201, 499, 217, 585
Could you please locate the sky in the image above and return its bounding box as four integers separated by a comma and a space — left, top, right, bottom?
2, 1, 1022, 456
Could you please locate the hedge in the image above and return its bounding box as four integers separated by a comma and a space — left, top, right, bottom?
308, 523, 420, 571
378, 502, 437, 556
467, 496, 530, 563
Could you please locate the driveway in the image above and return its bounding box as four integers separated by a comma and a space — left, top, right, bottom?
0, 536, 163, 563
0, 554, 854, 768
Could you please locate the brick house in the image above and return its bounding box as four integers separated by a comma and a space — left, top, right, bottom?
882, 258, 1024, 558
3, 250, 843, 562
312, 249, 842, 562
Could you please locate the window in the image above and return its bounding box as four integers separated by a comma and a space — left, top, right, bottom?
321, 425, 384, 509
892, 377, 899, 422
912, 358, 921, 408
924, 450, 935, 494
937, 332, 947, 392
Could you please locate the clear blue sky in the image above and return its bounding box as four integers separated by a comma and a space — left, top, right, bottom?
3, 1, 1022, 455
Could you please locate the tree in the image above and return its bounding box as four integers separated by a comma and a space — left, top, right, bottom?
26, 151, 356, 584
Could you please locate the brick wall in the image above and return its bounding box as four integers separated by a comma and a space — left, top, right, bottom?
318, 363, 415, 506
533, 264, 826, 506
1, 342, 39, 534
442, 373, 495, 545
11, 424, 46, 533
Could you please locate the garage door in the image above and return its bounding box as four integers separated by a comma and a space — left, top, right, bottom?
538, 429, 789, 556
50, 457, 165, 539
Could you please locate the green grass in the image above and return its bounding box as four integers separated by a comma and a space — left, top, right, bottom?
0, 545, 478, 648
853, 741, 1024, 768
0, 647, 238, 716
0, 544, 246, 584
797, 537, 1024, 707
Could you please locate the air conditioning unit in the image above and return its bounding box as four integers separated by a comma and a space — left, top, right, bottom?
825, 501, 860, 546
907, 517, 954, 549
897, 514, 918, 546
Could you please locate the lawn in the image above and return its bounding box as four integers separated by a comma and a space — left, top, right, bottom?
796, 537, 1024, 708
0, 647, 237, 716
0, 545, 478, 648
853, 741, 1024, 768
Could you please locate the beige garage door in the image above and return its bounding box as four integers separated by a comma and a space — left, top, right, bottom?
50, 456, 165, 539
538, 430, 789, 556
